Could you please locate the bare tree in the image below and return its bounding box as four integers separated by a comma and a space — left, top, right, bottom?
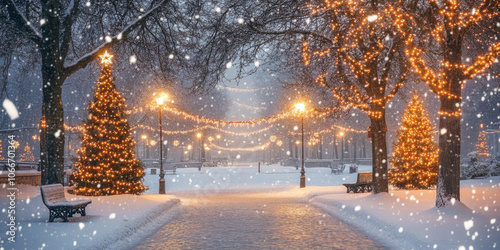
0, 0, 198, 184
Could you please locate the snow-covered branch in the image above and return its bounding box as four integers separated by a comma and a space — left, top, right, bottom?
1, 0, 42, 45
63, 0, 169, 78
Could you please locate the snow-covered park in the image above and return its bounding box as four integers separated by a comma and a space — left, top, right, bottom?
1, 164, 499, 249
1, 0, 499, 249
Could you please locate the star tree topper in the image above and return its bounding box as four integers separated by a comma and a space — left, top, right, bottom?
99, 50, 113, 65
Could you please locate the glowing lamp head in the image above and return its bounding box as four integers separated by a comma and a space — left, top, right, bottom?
141, 135, 147, 140
156, 97, 164, 105
155, 92, 168, 105
339, 131, 344, 137
197, 133, 202, 138
295, 102, 306, 112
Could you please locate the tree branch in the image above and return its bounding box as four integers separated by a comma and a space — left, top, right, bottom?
406, 40, 443, 95
247, 23, 334, 46
62, 0, 169, 78
464, 42, 500, 79
1, 0, 42, 45
60, 0, 80, 63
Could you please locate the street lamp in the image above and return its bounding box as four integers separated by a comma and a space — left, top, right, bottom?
339, 131, 345, 165
156, 94, 167, 194
187, 144, 192, 160
196, 132, 205, 162
141, 135, 149, 159
269, 135, 277, 164
295, 102, 306, 188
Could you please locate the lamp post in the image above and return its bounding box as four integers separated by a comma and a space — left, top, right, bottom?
339, 131, 345, 165
197, 132, 205, 162
156, 95, 166, 194
295, 102, 306, 188
269, 135, 277, 164
141, 135, 148, 159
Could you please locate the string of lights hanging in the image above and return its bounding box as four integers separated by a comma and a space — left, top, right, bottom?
216, 85, 273, 92
208, 141, 272, 152
232, 100, 267, 110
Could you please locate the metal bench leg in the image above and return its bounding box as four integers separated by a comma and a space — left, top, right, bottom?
49, 209, 55, 222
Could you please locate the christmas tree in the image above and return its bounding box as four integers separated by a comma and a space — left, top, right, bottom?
389, 95, 439, 189
20, 142, 34, 162
475, 128, 489, 161
73, 51, 147, 196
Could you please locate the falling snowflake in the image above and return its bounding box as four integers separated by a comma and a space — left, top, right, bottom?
3, 99, 19, 120
367, 15, 378, 22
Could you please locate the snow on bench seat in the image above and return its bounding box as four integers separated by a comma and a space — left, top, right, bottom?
40, 184, 92, 222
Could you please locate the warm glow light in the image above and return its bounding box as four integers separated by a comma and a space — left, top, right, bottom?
196, 133, 202, 138
269, 135, 277, 142
295, 140, 300, 145
216, 135, 221, 139
99, 51, 113, 65
339, 131, 344, 137
295, 102, 306, 112
155, 92, 168, 106
141, 135, 147, 140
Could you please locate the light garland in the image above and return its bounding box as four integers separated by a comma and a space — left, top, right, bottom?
290, 124, 366, 136
232, 100, 267, 110
304, 2, 413, 120
209, 141, 271, 152
216, 85, 273, 92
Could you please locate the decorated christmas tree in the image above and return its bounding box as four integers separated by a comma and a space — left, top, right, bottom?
19, 142, 35, 162
73, 51, 147, 196
475, 127, 489, 161
389, 95, 439, 189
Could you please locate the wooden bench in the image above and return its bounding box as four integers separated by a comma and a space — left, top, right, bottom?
331, 164, 346, 174
40, 184, 92, 222
342, 172, 372, 193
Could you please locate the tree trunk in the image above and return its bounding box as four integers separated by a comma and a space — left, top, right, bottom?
41, 65, 66, 184
370, 109, 389, 193
435, 30, 463, 207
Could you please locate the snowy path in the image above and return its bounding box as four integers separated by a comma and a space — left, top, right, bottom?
135, 195, 386, 249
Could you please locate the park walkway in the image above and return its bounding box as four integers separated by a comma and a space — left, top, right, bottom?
135, 195, 386, 249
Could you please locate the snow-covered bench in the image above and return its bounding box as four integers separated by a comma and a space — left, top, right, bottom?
331, 164, 346, 174
342, 172, 372, 193
40, 184, 92, 222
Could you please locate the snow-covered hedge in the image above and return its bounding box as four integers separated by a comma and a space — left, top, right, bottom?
461, 152, 499, 179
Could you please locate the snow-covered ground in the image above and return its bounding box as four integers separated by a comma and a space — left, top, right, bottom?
1, 164, 499, 249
